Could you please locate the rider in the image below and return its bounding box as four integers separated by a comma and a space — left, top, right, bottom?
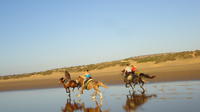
131, 65, 137, 74
81, 70, 92, 86
131, 65, 146, 82
123, 64, 132, 81
131, 65, 138, 78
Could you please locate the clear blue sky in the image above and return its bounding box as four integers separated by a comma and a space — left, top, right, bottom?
0, 0, 200, 75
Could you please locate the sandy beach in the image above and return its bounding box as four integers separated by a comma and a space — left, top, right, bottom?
0, 58, 200, 92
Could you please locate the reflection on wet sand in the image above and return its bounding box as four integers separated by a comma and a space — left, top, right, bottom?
61, 98, 82, 112
123, 91, 157, 112
61, 98, 109, 112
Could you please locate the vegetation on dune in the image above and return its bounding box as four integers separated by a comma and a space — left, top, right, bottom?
194, 50, 200, 57
0, 61, 130, 80
124, 50, 197, 64
0, 74, 32, 80
0, 50, 199, 80
0, 71, 54, 80
62, 61, 130, 72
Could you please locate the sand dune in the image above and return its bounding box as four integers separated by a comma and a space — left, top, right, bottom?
0, 58, 200, 91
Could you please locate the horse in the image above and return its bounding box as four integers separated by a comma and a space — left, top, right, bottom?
76, 76, 108, 99
123, 90, 157, 111
59, 77, 81, 97
59, 71, 81, 97
122, 71, 156, 91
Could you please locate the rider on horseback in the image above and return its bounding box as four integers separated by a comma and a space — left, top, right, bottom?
131, 65, 138, 79
80, 70, 92, 88
123, 64, 132, 82
131, 65, 137, 74
131, 65, 147, 83
122, 64, 139, 82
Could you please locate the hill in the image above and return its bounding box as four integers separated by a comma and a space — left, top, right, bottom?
0, 50, 200, 80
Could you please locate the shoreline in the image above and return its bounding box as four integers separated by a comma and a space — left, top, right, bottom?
1, 79, 200, 92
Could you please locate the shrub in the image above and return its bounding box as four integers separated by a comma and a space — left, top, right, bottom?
195, 50, 200, 57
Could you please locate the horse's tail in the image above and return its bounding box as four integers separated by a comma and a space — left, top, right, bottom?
140, 73, 156, 79
98, 81, 108, 88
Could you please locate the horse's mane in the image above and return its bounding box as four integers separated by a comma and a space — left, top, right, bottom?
65, 71, 71, 80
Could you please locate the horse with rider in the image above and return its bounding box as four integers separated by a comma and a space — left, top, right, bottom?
122, 64, 156, 91
59, 70, 108, 99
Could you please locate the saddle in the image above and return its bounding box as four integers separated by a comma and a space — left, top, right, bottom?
84, 79, 93, 89
125, 73, 140, 83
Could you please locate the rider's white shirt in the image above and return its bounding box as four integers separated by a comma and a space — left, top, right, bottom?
125, 66, 132, 72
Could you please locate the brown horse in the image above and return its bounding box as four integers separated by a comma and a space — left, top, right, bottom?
59, 77, 81, 97
76, 76, 108, 99
123, 91, 157, 111
59, 71, 81, 96
122, 71, 156, 91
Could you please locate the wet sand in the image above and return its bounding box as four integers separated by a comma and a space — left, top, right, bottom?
1, 58, 200, 92
1, 81, 200, 112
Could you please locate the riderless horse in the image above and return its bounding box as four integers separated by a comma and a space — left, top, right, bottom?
59, 71, 81, 97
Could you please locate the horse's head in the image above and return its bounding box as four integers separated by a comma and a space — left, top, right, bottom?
76, 76, 81, 81
59, 77, 65, 84
76, 76, 84, 84
151, 75, 156, 79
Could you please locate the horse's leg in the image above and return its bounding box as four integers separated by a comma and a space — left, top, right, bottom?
125, 82, 128, 88
92, 91, 97, 99
133, 82, 137, 89
81, 88, 84, 94
66, 87, 69, 93
94, 87, 103, 99
130, 79, 136, 90
140, 81, 145, 93
77, 86, 84, 97
97, 91, 103, 99
129, 83, 134, 89
68, 88, 71, 98
77, 83, 81, 90
65, 89, 68, 93
128, 90, 131, 95
125, 81, 131, 88
130, 82, 136, 93
97, 88, 103, 99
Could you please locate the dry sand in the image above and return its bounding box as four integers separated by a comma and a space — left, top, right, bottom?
0, 58, 200, 92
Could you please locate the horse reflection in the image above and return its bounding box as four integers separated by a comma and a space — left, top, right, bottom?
61, 98, 82, 112
61, 98, 109, 112
123, 91, 157, 112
